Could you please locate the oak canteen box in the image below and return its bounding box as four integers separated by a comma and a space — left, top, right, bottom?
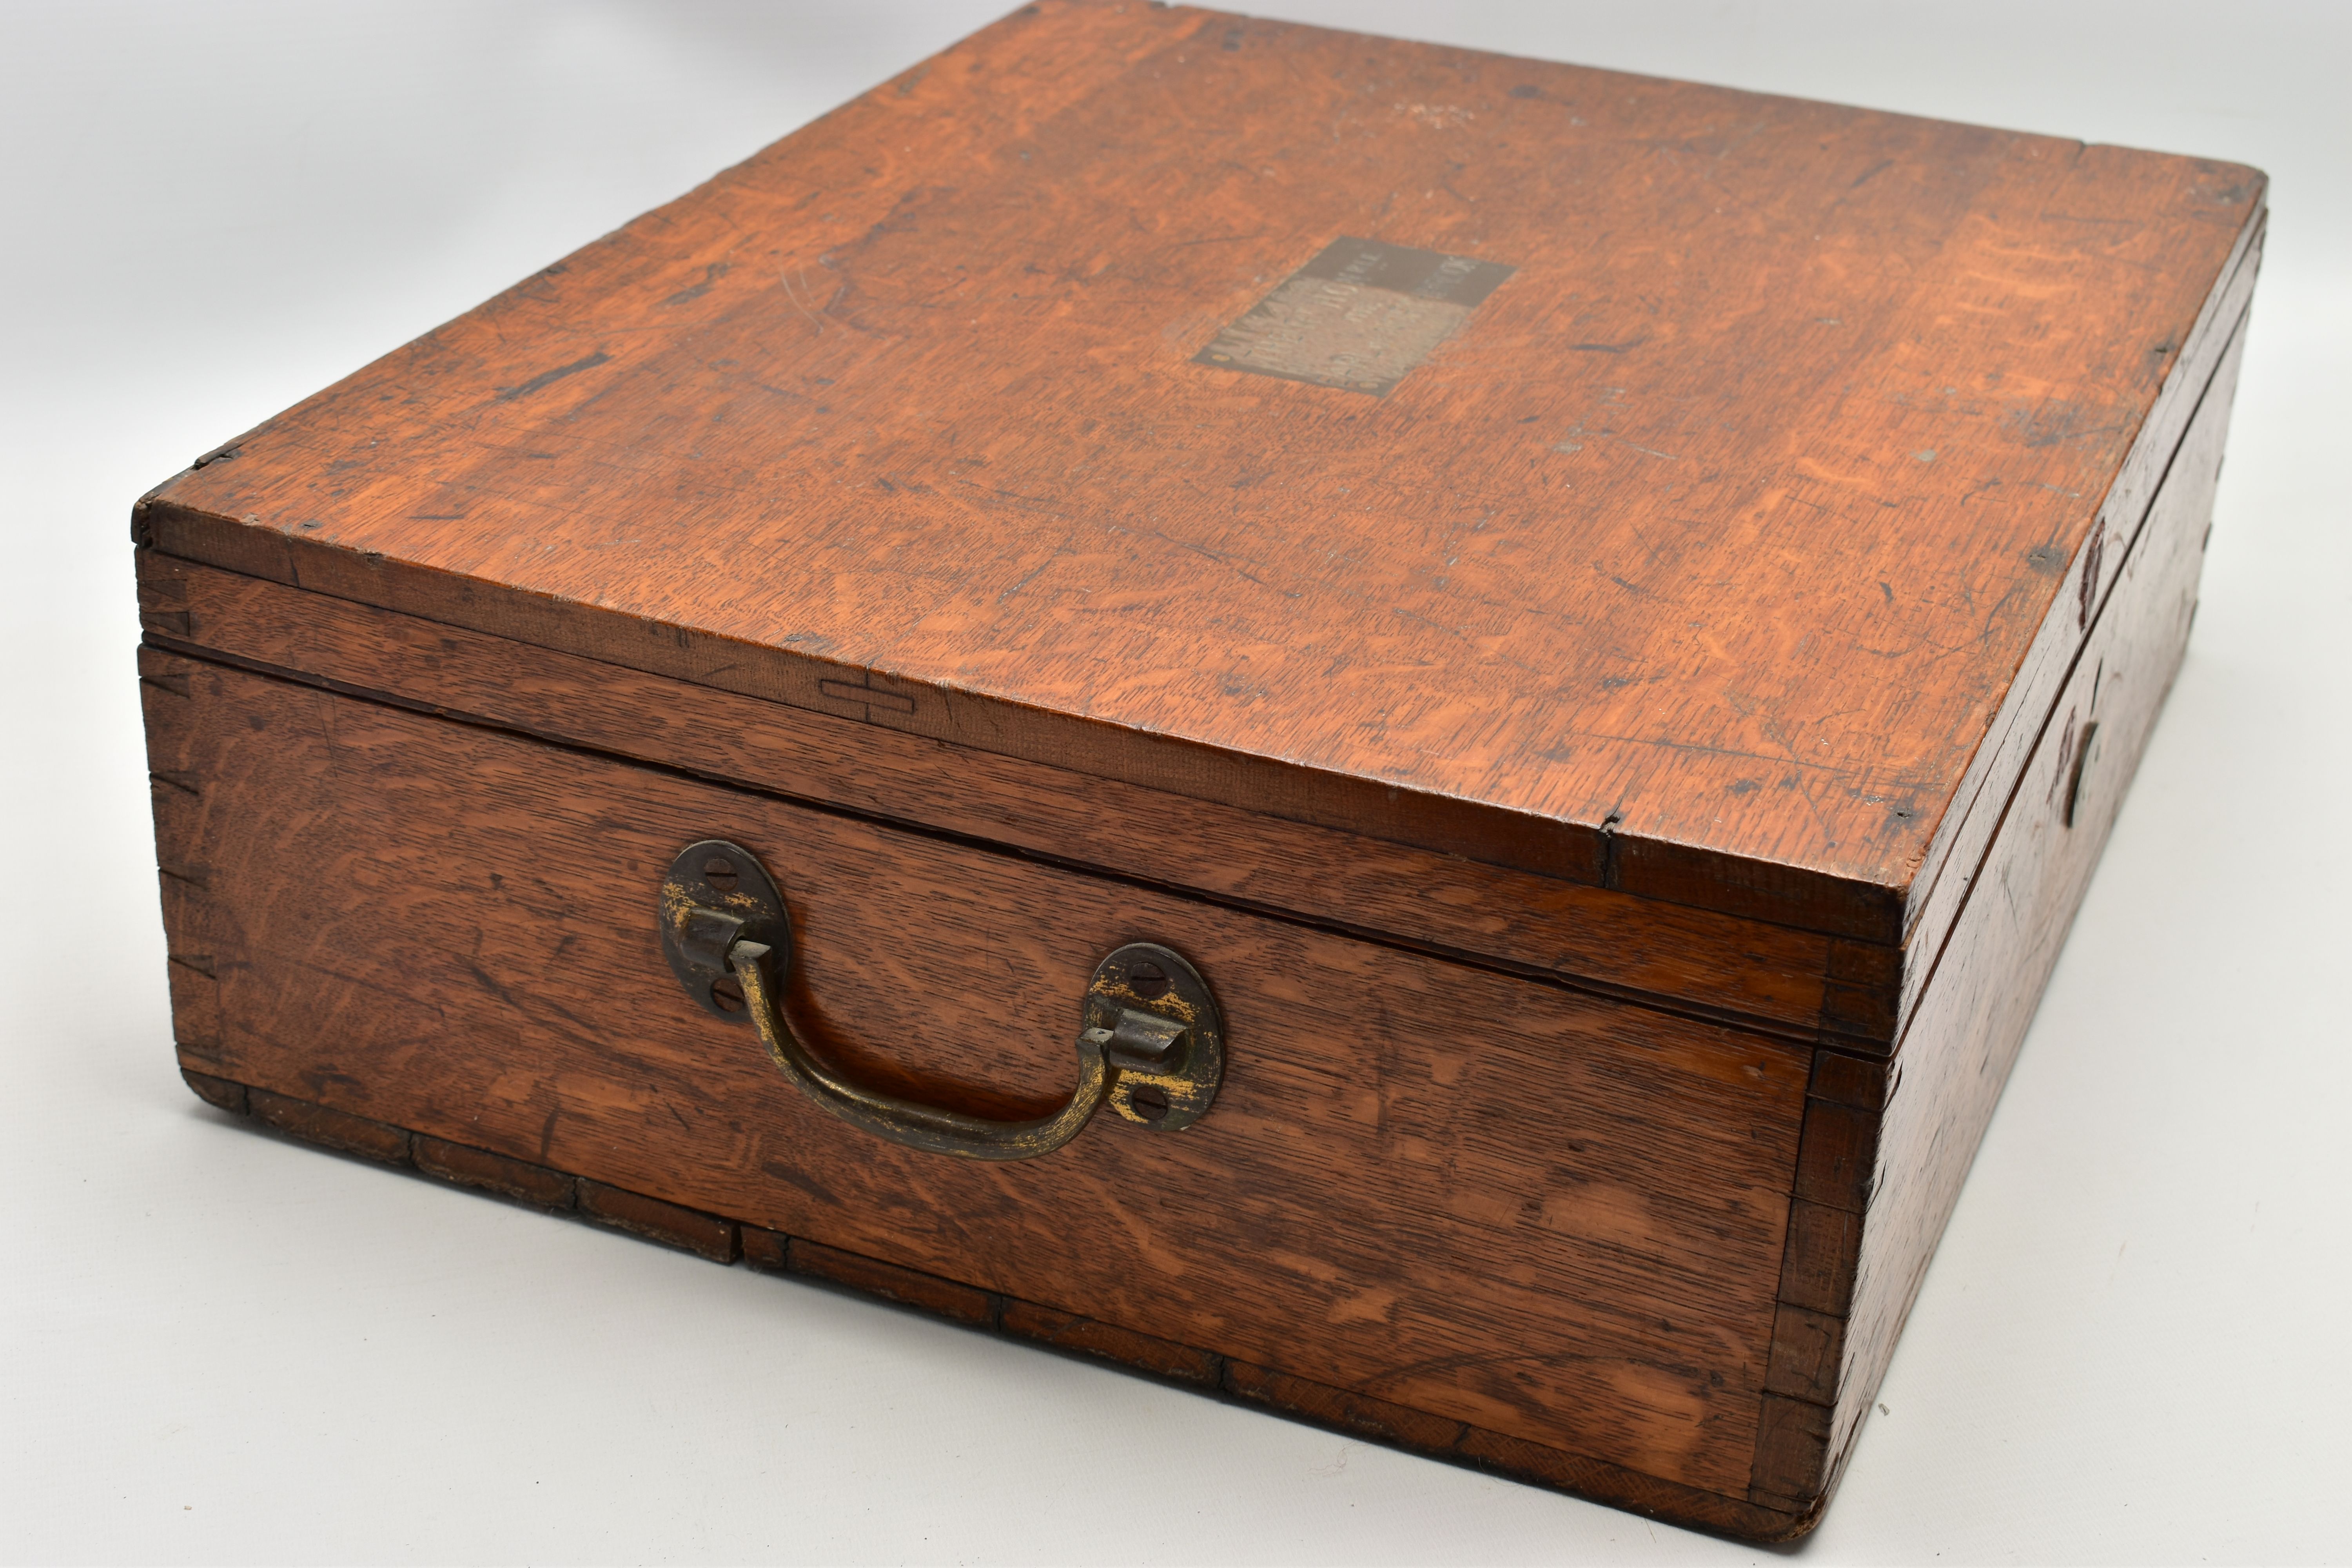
134, 1, 2263, 1541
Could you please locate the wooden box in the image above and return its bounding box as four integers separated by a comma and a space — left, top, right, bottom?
133, 2, 2262, 1540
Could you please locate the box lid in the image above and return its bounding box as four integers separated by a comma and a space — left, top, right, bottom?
138, 0, 2263, 945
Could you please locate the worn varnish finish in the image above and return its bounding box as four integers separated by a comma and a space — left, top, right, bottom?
144, 655, 1813, 1499
134, 0, 2262, 1541
1744, 302, 2251, 1512
177, 1071, 1808, 1539
134, 552, 1883, 1046
134, 0, 2261, 941
1890, 217, 2263, 1033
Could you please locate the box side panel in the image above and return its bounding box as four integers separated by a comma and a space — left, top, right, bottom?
140, 649, 231, 1076
135, 552, 1879, 1045
171, 1075, 1813, 1543
1743, 298, 2250, 1510
1894, 207, 2265, 1021
138, 652, 1813, 1503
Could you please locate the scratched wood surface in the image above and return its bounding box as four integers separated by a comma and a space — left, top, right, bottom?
142, 653, 1815, 1497
175, 1069, 1815, 1541
1889, 220, 2261, 1027
136, 552, 1895, 1045
1744, 299, 2250, 1514
134, 0, 2264, 940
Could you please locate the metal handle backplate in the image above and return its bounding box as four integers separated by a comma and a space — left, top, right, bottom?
657, 839, 1224, 1161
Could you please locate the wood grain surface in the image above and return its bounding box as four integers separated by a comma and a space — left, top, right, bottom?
129, 0, 2267, 1536
142, 653, 1816, 1499
178, 1070, 1815, 1541
134, 0, 2264, 940
1891, 221, 2262, 1026
1743, 296, 2250, 1512
135, 552, 1890, 1045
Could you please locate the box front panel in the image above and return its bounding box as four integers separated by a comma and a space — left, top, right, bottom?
143, 654, 1811, 1499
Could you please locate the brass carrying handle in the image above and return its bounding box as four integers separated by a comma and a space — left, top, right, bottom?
657, 840, 1225, 1162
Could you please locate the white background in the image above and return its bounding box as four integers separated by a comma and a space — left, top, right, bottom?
3, 3, 2347, 1562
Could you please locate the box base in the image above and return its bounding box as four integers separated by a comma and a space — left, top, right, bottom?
179, 1065, 1824, 1543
